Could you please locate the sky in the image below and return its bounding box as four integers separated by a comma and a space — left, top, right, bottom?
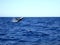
0, 0, 60, 17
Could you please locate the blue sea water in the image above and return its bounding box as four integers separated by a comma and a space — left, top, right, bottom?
0, 17, 60, 45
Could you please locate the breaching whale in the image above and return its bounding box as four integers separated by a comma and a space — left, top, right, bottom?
12, 17, 23, 22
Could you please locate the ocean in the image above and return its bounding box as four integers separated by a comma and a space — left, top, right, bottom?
0, 17, 60, 45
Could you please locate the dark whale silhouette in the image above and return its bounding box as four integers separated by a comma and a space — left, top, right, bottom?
12, 17, 23, 22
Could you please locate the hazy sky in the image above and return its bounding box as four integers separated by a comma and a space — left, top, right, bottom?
0, 0, 60, 17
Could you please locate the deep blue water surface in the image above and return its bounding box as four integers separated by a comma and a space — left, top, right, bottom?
0, 17, 60, 45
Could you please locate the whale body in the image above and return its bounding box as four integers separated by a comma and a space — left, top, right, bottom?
12, 17, 23, 22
